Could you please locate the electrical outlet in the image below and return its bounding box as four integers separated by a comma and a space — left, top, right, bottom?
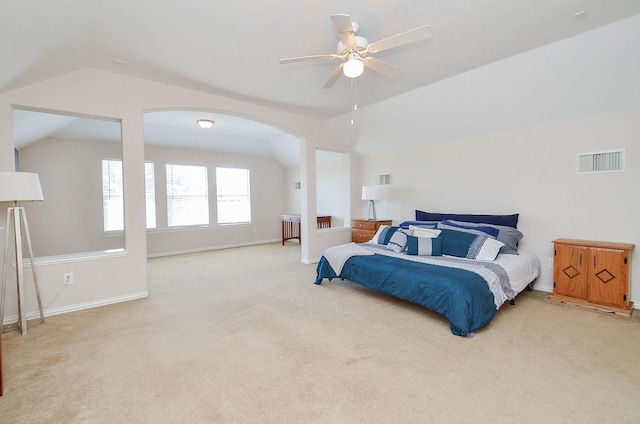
64, 272, 74, 285
548, 258, 554, 268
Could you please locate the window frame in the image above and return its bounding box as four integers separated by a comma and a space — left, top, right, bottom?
216, 166, 251, 225
166, 163, 210, 228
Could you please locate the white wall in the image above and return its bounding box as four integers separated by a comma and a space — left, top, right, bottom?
145, 144, 286, 256
339, 15, 640, 306
316, 153, 349, 228
360, 108, 640, 303
0, 68, 348, 322
20, 137, 124, 256
285, 167, 301, 214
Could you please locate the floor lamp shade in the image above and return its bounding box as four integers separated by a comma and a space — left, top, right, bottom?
0, 172, 44, 203
0, 171, 45, 335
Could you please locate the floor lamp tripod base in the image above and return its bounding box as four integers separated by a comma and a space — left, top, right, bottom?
1, 206, 45, 335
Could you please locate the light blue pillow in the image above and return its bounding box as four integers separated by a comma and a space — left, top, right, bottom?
438, 220, 500, 238
406, 235, 442, 256
386, 229, 410, 253
446, 220, 523, 254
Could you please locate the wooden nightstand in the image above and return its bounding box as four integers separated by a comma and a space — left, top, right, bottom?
351, 219, 392, 243
550, 238, 634, 316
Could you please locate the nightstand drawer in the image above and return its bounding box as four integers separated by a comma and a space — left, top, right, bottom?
350, 219, 392, 243
351, 220, 377, 231
352, 229, 374, 243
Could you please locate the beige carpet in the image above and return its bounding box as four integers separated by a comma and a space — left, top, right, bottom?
1, 242, 639, 423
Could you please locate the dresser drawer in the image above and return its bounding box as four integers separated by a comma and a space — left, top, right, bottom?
351, 220, 377, 231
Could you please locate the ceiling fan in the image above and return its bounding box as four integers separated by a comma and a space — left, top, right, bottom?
279, 14, 431, 88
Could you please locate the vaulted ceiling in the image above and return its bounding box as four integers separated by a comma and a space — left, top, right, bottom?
3, 1, 640, 166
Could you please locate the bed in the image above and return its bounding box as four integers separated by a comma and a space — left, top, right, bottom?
314, 211, 541, 336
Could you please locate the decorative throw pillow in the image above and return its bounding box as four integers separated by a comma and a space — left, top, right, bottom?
469, 237, 505, 261
439, 229, 504, 261
446, 220, 523, 254
437, 220, 500, 238
369, 225, 390, 244
370, 225, 409, 246
406, 235, 442, 256
399, 220, 440, 229
409, 225, 441, 238
386, 230, 409, 253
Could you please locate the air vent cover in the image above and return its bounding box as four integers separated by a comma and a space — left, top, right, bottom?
577, 149, 625, 174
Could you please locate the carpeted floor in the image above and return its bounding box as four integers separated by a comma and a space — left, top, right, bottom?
1, 242, 639, 423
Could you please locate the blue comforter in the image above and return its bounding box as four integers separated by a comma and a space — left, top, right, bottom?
315, 254, 497, 336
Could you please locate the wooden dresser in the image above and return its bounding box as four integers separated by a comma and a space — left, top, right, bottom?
351, 219, 392, 243
550, 238, 634, 316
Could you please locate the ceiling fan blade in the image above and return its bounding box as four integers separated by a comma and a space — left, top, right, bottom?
279, 54, 341, 64
330, 14, 356, 46
363, 57, 403, 79
366, 24, 431, 54
321, 64, 345, 89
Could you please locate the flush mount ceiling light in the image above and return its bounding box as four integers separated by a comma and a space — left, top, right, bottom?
197, 119, 214, 129
343, 53, 364, 78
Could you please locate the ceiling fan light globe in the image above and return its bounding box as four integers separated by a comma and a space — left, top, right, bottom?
343, 57, 364, 78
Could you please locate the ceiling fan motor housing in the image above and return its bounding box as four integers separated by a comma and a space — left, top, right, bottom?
337, 36, 369, 55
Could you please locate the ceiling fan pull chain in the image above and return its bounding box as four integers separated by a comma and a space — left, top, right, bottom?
351, 79, 356, 125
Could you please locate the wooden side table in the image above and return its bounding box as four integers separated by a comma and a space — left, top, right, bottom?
550, 238, 634, 316
282, 215, 332, 245
351, 219, 392, 243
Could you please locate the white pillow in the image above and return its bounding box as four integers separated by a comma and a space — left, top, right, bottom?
473, 237, 505, 261
409, 225, 441, 239
386, 230, 409, 253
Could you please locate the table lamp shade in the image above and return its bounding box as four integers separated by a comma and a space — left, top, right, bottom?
361, 185, 382, 201
0, 172, 44, 202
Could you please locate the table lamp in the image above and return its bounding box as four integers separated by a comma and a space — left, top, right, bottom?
361, 185, 382, 221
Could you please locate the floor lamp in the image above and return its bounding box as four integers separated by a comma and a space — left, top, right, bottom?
0, 172, 45, 335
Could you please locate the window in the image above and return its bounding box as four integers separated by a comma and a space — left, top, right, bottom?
102, 159, 124, 232
216, 167, 251, 224
166, 164, 209, 227
145, 162, 156, 229
102, 160, 157, 231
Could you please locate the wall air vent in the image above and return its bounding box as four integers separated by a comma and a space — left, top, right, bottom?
577, 149, 625, 174
375, 174, 391, 185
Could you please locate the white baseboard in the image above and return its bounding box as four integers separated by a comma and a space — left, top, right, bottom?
2, 291, 149, 326
147, 239, 281, 258
533, 282, 553, 293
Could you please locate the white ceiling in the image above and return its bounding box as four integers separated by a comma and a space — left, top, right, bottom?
4, 1, 640, 166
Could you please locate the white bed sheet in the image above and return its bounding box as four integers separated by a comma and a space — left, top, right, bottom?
493, 250, 541, 295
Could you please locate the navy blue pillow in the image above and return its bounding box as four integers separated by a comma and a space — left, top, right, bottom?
406, 235, 442, 256
398, 220, 439, 229
415, 210, 519, 229
438, 229, 479, 257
